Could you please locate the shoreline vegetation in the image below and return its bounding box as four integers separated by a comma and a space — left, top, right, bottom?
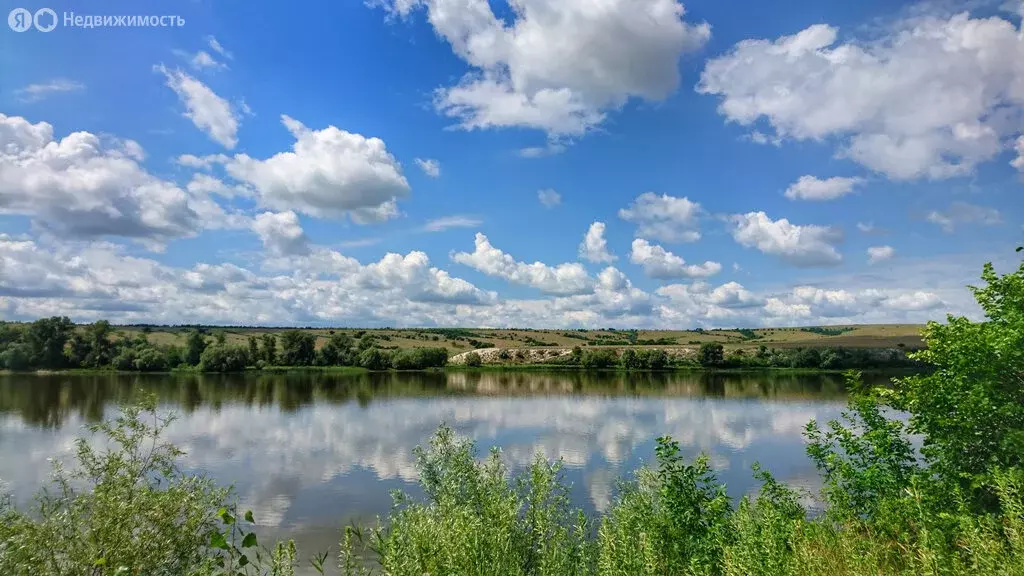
0, 258, 1022, 574
0, 316, 924, 375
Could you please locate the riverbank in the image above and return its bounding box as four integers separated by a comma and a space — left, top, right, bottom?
0, 363, 921, 377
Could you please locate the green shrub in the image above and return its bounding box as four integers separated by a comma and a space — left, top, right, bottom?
698, 343, 724, 367
464, 352, 483, 367
358, 348, 392, 370
198, 345, 248, 373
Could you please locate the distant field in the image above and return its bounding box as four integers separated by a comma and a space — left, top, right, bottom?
112, 324, 926, 352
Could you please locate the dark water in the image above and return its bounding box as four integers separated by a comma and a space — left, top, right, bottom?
0, 370, 878, 568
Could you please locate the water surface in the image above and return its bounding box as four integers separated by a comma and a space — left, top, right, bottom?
0, 371, 875, 568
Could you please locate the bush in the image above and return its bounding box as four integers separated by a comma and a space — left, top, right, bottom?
464, 352, 483, 367
391, 344, 448, 366
198, 345, 248, 373
358, 348, 392, 371
580, 348, 617, 369
698, 343, 724, 367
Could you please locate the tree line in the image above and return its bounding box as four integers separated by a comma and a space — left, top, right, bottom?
0, 320, 448, 372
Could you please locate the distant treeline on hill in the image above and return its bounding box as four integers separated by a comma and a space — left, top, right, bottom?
491, 342, 922, 371
1, 317, 922, 373
0, 317, 449, 373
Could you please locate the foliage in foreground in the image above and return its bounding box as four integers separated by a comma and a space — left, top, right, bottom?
2, 255, 1023, 575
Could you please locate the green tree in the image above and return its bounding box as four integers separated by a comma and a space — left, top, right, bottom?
247, 336, 259, 365
260, 333, 277, 364
184, 330, 208, 366
698, 343, 724, 367
199, 345, 248, 373
279, 330, 316, 366
0, 343, 31, 370
620, 348, 641, 370
24, 316, 75, 368
890, 260, 1024, 505
318, 333, 354, 366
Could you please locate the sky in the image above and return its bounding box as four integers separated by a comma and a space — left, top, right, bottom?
0, 0, 1021, 328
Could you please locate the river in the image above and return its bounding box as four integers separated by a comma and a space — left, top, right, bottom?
0, 370, 882, 569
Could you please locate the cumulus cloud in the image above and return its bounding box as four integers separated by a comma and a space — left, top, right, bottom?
226, 115, 410, 221
926, 202, 1002, 233
452, 233, 594, 295
423, 215, 482, 232
414, 158, 441, 177
358, 251, 496, 305
0, 114, 237, 247
729, 212, 843, 267
784, 175, 862, 201
252, 211, 310, 256
155, 65, 240, 149
618, 193, 702, 243
579, 222, 616, 263
630, 239, 721, 279
867, 245, 895, 264
1012, 135, 1024, 172
16, 79, 85, 103
538, 189, 562, 207
375, 0, 710, 139
0, 232, 982, 329
698, 11, 1024, 180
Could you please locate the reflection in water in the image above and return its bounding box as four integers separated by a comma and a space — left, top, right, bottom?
0, 370, 873, 566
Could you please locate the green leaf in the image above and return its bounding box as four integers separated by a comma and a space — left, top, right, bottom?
242, 532, 258, 548
244, 510, 255, 523
92, 557, 107, 567
238, 554, 249, 567
210, 531, 229, 550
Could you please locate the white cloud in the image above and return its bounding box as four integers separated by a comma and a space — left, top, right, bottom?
377, 0, 710, 138
358, 251, 496, 305
226, 115, 409, 221
698, 11, 1024, 180
618, 193, 702, 243
252, 211, 310, 256
856, 222, 875, 233
538, 189, 562, 207
414, 158, 441, 177
519, 141, 567, 158
1013, 135, 1024, 172
16, 79, 85, 102
0, 233, 988, 329
175, 153, 230, 169
207, 36, 233, 60
423, 215, 482, 232
0, 114, 235, 247
728, 212, 843, 267
189, 51, 228, 71
155, 65, 240, 149
784, 175, 862, 201
926, 202, 1002, 233
867, 245, 895, 264
452, 233, 594, 295
185, 173, 250, 198
630, 239, 721, 279
579, 222, 616, 263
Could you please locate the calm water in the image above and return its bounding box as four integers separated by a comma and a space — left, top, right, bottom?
0, 371, 877, 569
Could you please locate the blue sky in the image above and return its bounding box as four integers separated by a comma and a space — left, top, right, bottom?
0, 0, 1021, 327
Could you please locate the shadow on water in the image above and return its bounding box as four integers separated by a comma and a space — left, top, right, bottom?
0, 370, 892, 428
